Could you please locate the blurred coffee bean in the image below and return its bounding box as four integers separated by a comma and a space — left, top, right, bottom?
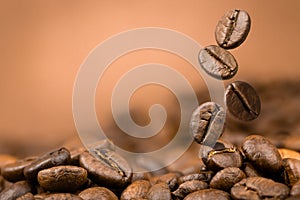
198, 45, 238, 80
37, 165, 87, 192
120, 180, 151, 200
184, 189, 230, 200
291, 180, 300, 196
242, 135, 283, 176
79, 187, 118, 200
79, 149, 132, 188
150, 173, 178, 191
24, 147, 71, 181
0, 154, 17, 168
242, 162, 262, 177
1, 157, 36, 182
286, 195, 300, 200
225, 81, 261, 121
147, 183, 172, 200
210, 167, 246, 191
43, 193, 83, 200
204, 140, 242, 171
279, 148, 300, 160
190, 102, 225, 146
231, 177, 289, 200
215, 9, 251, 49
172, 180, 208, 199
16, 193, 34, 200
283, 158, 300, 186
0, 181, 34, 200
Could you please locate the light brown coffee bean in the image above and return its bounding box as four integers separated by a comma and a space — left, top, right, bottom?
120, 180, 151, 200
172, 180, 208, 199
16, 193, 34, 200
283, 158, 300, 186
147, 183, 172, 200
79, 187, 118, 200
184, 189, 230, 200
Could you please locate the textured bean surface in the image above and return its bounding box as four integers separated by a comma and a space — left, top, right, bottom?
0, 181, 34, 200
291, 180, 300, 196
178, 172, 213, 184
121, 180, 151, 200
225, 81, 261, 121
198, 45, 238, 80
184, 188, 230, 200
16, 193, 34, 200
79, 187, 118, 200
147, 183, 172, 200
283, 158, 300, 186
37, 165, 87, 192
172, 180, 208, 199
42, 193, 83, 200
150, 173, 178, 191
215, 9, 251, 49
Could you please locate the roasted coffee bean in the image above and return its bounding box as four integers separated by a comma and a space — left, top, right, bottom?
1, 157, 36, 182
178, 172, 213, 184
24, 147, 70, 181
286, 195, 300, 200
210, 167, 246, 191
147, 183, 172, 200
242, 162, 262, 177
79, 187, 118, 200
79, 149, 132, 188
283, 158, 300, 186
198, 45, 238, 80
184, 189, 230, 200
172, 180, 208, 199
225, 81, 261, 121
190, 102, 225, 146
0, 181, 34, 200
204, 140, 242, 171
291, 180, 300, 196
279, 148, 300, 160
131, 172, 151, 182
150, 173, 178, 191
231, 177, 289, 200
242, 135, 283, 176
120, 180, 151, 200
215, 9, 251, 49
37, 165, 87, 192
16, 193, 34, 200
42, 193, 83, 200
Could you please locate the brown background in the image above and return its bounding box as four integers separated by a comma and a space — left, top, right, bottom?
0, 1, 299, 156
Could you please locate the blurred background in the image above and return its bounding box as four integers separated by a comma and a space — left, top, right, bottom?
0, 1, 299, 158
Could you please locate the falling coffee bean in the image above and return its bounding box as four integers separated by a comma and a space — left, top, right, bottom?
190, 102, 225, 146
198, 45, 238, 80
215, 9, 251, 49
225, 81, 261, 121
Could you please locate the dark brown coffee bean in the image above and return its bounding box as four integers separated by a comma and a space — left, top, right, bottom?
43, 193, 83, 200
184, 189, 230, 200
24, 147, 71, 182
225, 81, 261, 121
147, 183, 172, 200
150, 173, 178, 191
120, 180, 151, 200
283, 158, 300, 186
16, 193, 34, 200
242, 135, 283, 176
291, 180, 300, 196
231, 177, 289, 200
242, 162, 262, 177
190, 102, 225, 147
205, 140, 242, 172
0, 181, 34, 200
79, 187, 118, 200
1, 157, 36, 182
215, 9, 251, 49
210, 167, 245, 191
198, 45, 238, 80
178, 172, 213, 184
37, 165, 87, 192
172, 180, 208, 199
79, 149, 132, 188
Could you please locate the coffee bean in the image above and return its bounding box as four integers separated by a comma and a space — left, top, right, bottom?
172, 180, 208, 199
43, 193, 83, 200
37, 165, 87, 192
147, 183, 172, 200
198, 45, 238, 80
231, 177, 289, 200
16, 193, 34, 200
242, 135, 283, 176
242, 162, 262, 177
70, 147, 85, 166
150, 173, 178, 191
120, 180, 151, 200
210, 167, 246, 191
178, 172, 213, 184
215, 9, 251, 49
0, 181, 34, 200
279, 148, 300, 160
131, 172, 151, 182
184, 189, 230, 200
225, 81, 261, 121
204, 140, 242, 172
190, 102, 225, 146
291, 180, 300, 196
79, 149, 132, 188
79, 187, 118, 200
24, 147, 71, 182
286, 195, 300, 200
283, 158, 300, 186
1, 157, 36, 182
